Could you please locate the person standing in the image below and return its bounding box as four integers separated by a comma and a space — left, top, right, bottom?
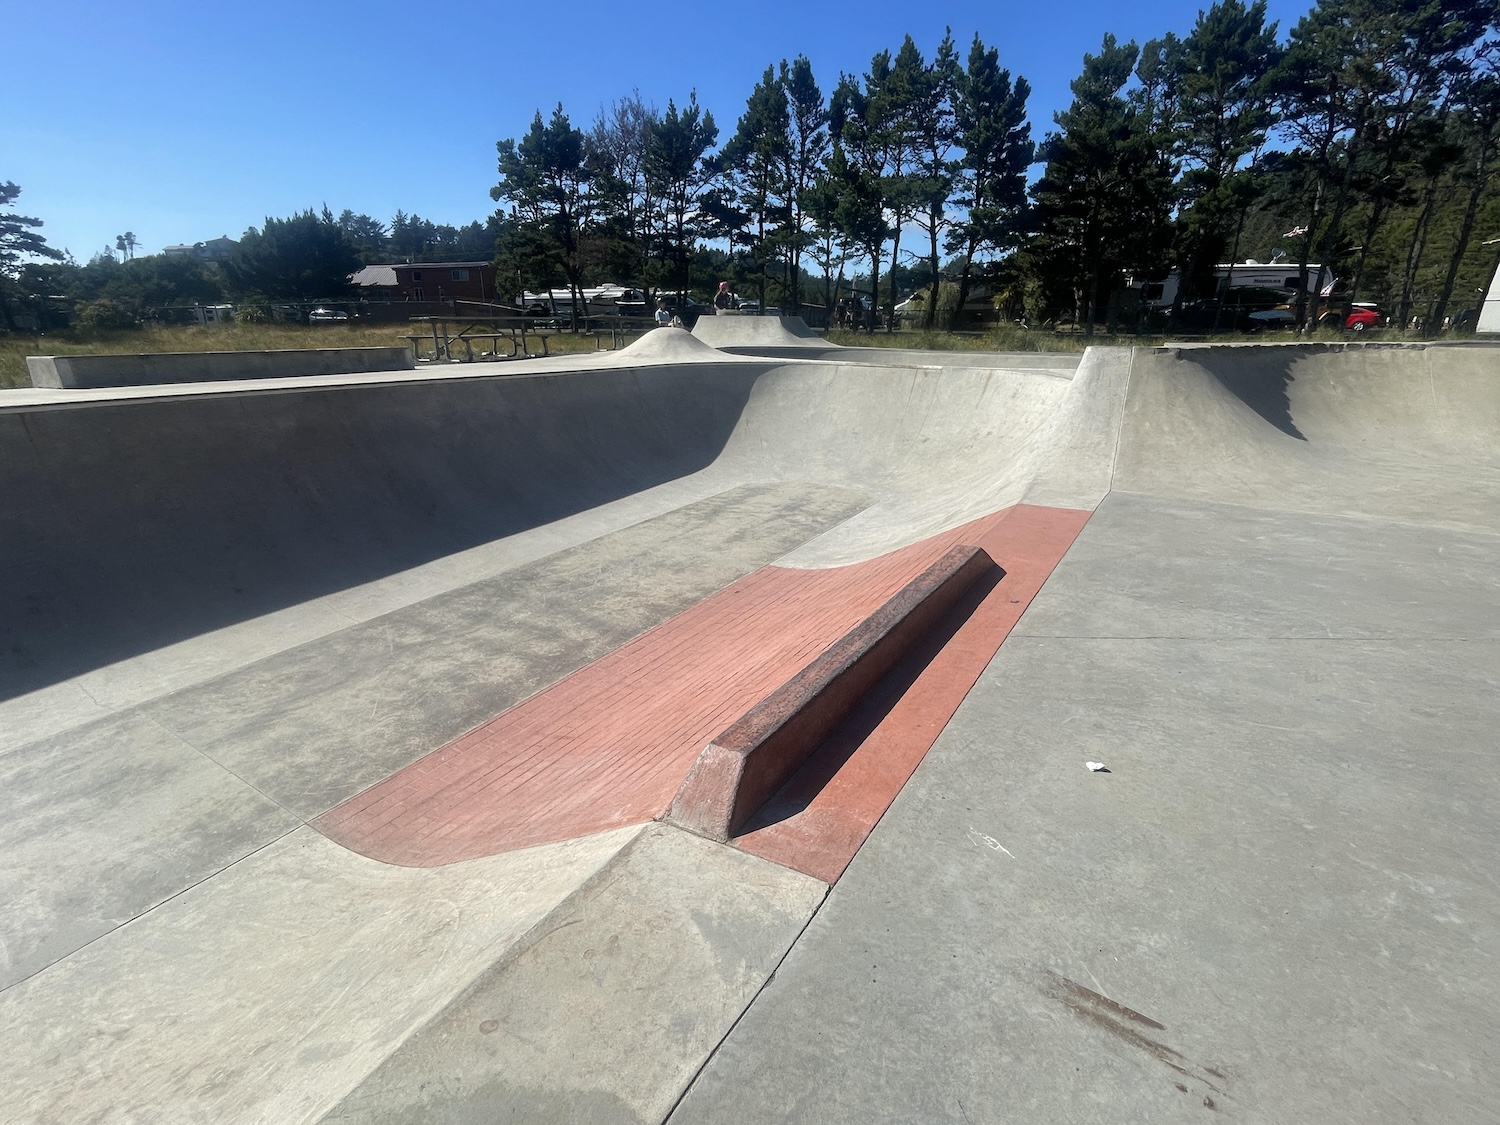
714, 281, 734, 313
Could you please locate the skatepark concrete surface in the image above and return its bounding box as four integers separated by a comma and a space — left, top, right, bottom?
3, 321, 1499, 1122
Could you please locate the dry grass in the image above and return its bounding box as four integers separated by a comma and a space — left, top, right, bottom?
826, 326, 1120, 352
824, 322, 1426, 352
0, 322, 606, 389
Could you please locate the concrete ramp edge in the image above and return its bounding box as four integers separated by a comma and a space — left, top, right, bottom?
665, 545, 997, 842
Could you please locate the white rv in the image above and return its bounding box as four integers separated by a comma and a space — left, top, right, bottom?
1130, 258, 1336, 310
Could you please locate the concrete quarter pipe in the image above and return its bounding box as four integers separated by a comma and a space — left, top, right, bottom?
2, 327, 1497, 1123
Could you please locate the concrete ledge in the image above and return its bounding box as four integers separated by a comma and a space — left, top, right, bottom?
664, 544, 997, 843
26, 347, 414, 389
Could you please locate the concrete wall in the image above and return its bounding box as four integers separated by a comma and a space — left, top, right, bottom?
26, 347, 415, 389
0, 349, 1115, 700
0, 365, 767, 697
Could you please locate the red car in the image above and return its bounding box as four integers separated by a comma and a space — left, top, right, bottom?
1345, 305, 1383, 330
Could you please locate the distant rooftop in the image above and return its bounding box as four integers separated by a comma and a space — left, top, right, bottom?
161, 235, 238, 259
350, 265, 398, 287
392, 261, 494, 270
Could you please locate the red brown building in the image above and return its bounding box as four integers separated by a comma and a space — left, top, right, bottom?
388, 262, 497, 302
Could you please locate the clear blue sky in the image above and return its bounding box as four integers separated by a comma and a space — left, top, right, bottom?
8, 0, 1312, 260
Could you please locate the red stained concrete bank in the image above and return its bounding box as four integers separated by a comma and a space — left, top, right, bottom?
313, 503, 1090, 875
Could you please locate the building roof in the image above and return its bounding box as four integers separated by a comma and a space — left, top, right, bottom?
392, 262, 494, 271
350, 265, 399, 287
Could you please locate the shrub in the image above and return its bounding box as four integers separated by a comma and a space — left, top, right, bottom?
75, 298, 136, 332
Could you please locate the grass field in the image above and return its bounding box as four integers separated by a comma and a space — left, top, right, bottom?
824, 326, 1095, 352
0, 322, 607, 389
825, 322, 1423, 352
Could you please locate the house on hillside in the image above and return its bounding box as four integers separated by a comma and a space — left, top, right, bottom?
162, 236, 238, 261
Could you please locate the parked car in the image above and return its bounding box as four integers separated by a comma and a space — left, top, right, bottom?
1247, 306, 1296, 329
1154, 288, 1297, 333
309, 307, 350, 323
1345, 304, 1382, 330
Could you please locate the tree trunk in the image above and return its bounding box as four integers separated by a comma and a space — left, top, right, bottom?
569, 277, 583, 333
1348, 196, 1389, 304
1292, 173, 1325, 330
788, 207, 801, 313
1396, 170, 1445, 330
923, 204, 941, 330
1305, 125, 1363, 332
1431, 146, 1492, 331
1084, 259, 1100, 338
757, 210, 769, 312
954, 238, 976, 334
885, 222, 902, 333
1210, 208, 1247, 334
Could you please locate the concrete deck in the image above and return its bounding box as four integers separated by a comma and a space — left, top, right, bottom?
2, 332, 1497, 1122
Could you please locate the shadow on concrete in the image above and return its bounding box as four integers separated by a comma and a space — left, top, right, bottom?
0, 365, 767, 701
1193, 349, 1307, 440
736, 563, 1004, 836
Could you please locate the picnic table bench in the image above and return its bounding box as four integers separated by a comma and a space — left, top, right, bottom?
404, 315, 562, 362
578, 314, 660, 349
404, 313, 664, 363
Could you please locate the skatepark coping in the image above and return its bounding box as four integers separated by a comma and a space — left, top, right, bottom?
664, 544, 997, 842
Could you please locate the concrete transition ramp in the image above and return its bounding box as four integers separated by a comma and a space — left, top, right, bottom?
612, 324, 733, 362
691, 313, 828, 349
1117, 341, 1500, 529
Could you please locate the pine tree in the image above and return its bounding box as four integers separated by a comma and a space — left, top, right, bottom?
1029, 35, 1174, 332
949, 35, 1034, 327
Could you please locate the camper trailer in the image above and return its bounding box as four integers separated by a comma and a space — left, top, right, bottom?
1130, 257, 1336, 311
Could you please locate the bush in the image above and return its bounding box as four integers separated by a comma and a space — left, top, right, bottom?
75, 298, 136, 332
935, 282, 962, 329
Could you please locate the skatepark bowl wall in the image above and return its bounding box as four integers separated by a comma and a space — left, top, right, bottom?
0, 341, 1109, 701
4, 330, 1500, 1124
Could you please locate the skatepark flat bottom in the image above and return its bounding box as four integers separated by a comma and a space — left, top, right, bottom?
668, 489, 1500, 1124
